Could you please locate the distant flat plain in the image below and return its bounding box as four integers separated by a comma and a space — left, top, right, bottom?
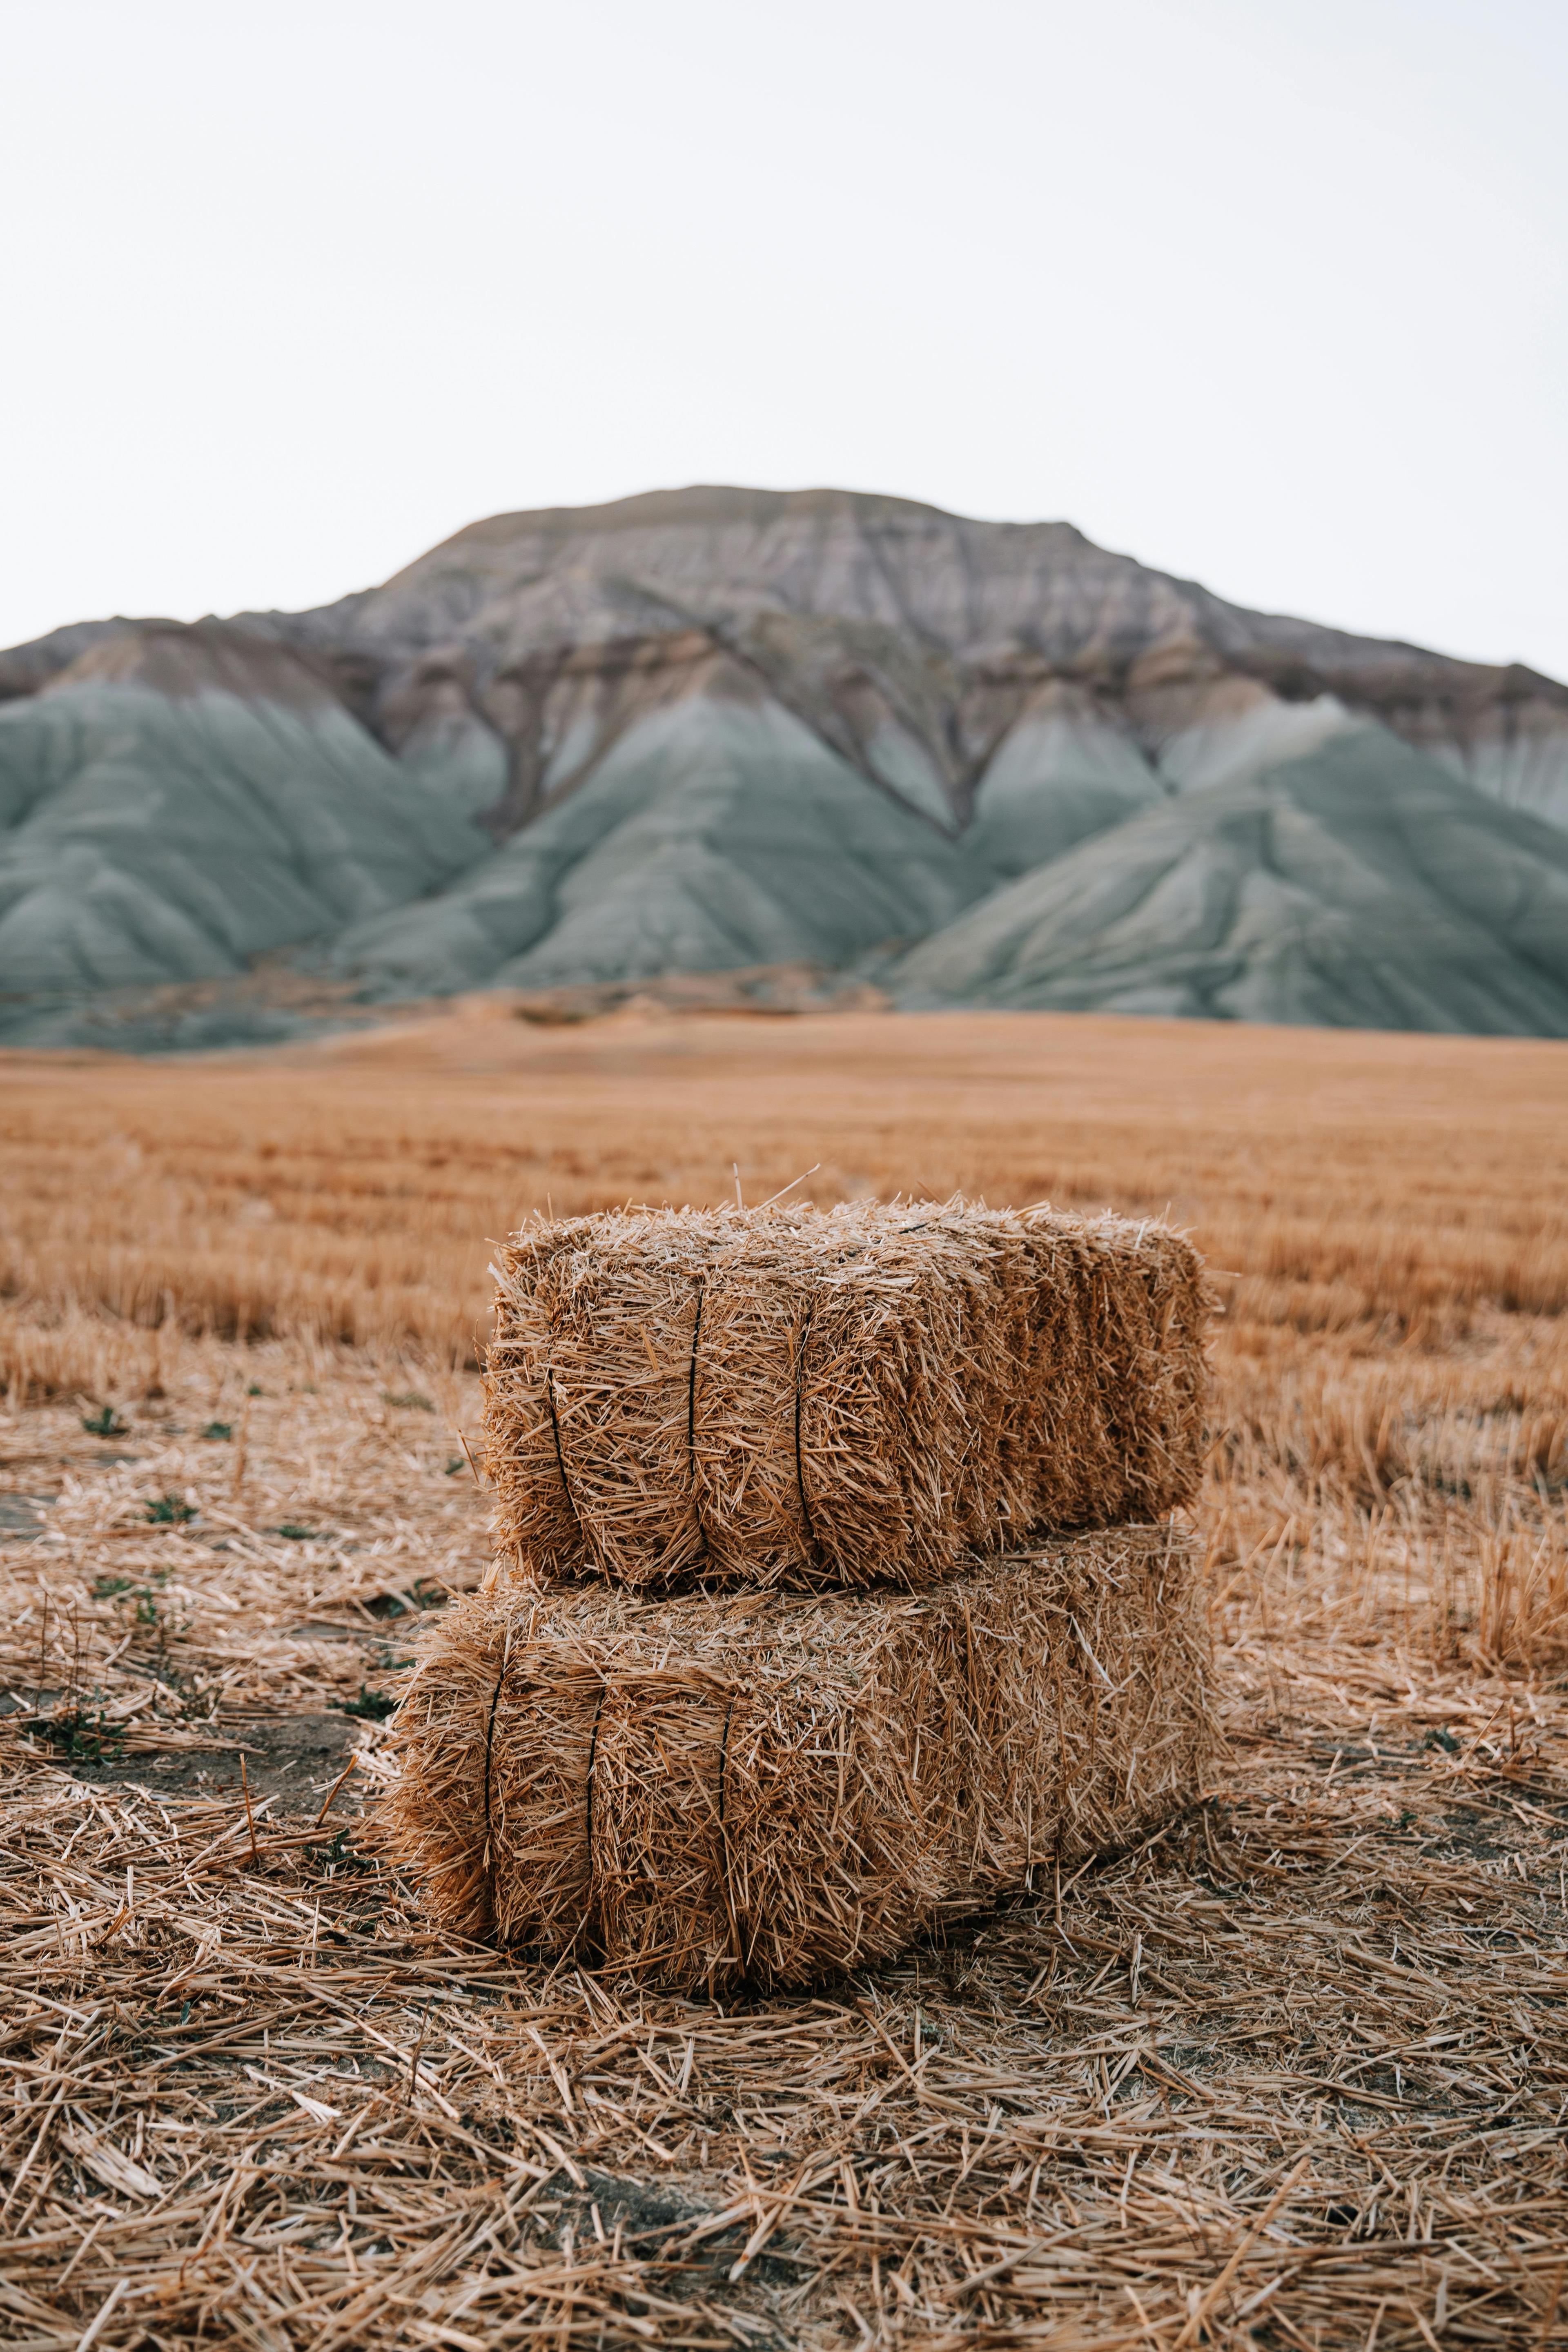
2, 1000, 1565, 1357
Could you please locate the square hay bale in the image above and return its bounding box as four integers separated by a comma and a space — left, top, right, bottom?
483, 1200, 1209, 1591
382, 1524, 1212, 1993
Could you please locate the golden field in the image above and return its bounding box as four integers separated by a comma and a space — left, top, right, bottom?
4, 999, 1568, 1354
2, 1003, 1567, 2351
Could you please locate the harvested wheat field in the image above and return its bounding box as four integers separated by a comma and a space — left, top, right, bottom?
2, 1001, 1567, 2352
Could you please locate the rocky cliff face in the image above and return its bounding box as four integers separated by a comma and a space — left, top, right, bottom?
3, 487, 1566, 1041
258, 486, 1568, 835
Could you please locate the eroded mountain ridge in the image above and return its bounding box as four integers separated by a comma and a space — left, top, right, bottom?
2, 486, 1566, 1040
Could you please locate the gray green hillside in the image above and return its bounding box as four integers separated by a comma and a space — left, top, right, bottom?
891, 726, 1568, 1033
3, 490, 1568, 1041
325, 689, 1002, 996
0, 624, 493, 996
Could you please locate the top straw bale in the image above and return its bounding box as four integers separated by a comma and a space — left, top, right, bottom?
483, 1199, 1208, 1592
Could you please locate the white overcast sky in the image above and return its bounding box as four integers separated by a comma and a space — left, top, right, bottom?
2, 0, 1564, 675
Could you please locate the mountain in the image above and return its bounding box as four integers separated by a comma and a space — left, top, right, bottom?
0, 620, 492, 1000
895, 727, 1568, 1031
3, 486, 1566, 1043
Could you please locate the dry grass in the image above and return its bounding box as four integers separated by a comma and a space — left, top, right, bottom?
2, 1001, 1566, 1368
1, 1002, 1566, 2347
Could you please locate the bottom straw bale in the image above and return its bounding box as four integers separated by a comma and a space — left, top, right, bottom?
383, 1526, 1212, 1992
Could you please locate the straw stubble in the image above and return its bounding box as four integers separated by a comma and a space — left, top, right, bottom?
383, 1524, 1212, 1993
483, 1200, 1209, 1593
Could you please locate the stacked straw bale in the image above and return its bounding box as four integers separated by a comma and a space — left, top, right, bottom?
385, 1198, 1214, 1986
483, 1200, 1209, 1592
385, 1524, 1210, 1993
